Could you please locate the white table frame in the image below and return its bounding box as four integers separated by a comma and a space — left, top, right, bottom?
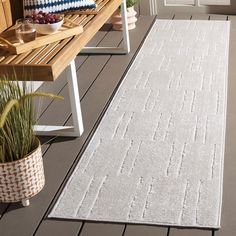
34, 0, 130, 137
34, 59, 84, 137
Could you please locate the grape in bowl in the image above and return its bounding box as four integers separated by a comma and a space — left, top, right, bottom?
28, 11, 64, 35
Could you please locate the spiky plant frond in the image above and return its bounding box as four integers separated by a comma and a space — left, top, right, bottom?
0, 79, 63, 163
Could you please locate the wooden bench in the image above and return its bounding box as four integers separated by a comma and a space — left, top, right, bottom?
0, 0, 130, 137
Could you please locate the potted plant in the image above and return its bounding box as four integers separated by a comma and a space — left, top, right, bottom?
112, 0, 139, 31
0, 78, 62, 207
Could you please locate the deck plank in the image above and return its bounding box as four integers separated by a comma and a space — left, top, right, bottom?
214, 15, 236, 236
35, 220, 83, 236
0, 204, 8, 218
169, 228, 211, 236
124, 224, 168, 236
78, 29, 124, 99
172, 13, 192, 20
79, 223, 125, 236
209, 14, 227, 20
191, 14, 209, 20
157, 13, 174, 19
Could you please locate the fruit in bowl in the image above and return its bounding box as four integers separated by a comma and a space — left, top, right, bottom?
27, 11, 64, 35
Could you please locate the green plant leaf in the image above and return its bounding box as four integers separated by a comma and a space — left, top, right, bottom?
0, 99, 19, 128
21, 92, 64, 101
0, 77, 63, 163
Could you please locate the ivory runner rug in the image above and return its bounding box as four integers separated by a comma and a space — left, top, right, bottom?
49, 20, 230, 228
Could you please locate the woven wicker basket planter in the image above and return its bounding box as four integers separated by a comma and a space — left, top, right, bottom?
0, 138, 45, 206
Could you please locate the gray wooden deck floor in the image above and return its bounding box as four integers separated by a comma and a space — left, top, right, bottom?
1, 14, 236, 236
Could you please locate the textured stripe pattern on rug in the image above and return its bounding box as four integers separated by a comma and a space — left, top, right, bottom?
49, 20, 230, 228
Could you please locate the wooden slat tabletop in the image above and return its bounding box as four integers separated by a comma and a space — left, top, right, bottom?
0, 0, 122, 81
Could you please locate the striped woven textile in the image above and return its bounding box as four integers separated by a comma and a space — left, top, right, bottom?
24, 0, 96, 15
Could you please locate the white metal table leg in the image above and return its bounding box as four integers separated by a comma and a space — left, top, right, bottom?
80, 0, 130, 55
120, 0, 130, 54
34, 59, 84, 137
67, 59, 84, 136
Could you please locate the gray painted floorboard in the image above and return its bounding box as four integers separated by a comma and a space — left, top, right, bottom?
191, 14, 209, 20
0, 204, 8, 218
209, 14, 228, 20
34, 220, 83, 236
169, 228, 212, 236
80, 223, 125, 236
214, 15, 236, 236
124, 225, 168, 236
